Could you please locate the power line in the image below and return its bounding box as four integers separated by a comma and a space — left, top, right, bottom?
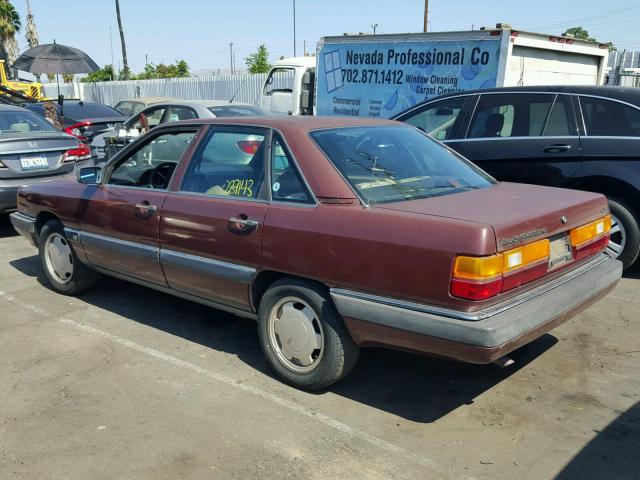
520, 3, 640, 31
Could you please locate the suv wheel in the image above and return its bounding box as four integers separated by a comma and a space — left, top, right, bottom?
607, 198, 640, 269
39, 220, 100, 295
257, 278, 360, 390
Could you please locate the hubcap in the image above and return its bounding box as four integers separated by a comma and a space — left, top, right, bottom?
607, 214, 626, 259
267, 297, 324, 373
44, 233, 74, 284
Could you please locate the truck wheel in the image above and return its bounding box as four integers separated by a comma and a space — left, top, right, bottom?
607, 198, 640, 269
257, 278, 360, 390
38, 220, 100, 295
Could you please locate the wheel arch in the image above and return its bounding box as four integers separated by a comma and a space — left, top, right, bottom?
35, 211, 61, 236
250, 270, 329, 311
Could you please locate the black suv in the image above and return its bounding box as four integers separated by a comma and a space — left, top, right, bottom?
394, 86, 640, 269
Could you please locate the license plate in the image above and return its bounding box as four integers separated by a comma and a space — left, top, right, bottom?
548, 235, 573, 269
20, 156, 49, 170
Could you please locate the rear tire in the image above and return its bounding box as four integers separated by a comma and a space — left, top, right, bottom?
38, 220, 100, 295
607, 198, 640, 269
257, 278, 360, 390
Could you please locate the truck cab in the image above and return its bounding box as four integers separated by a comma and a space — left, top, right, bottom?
260, 56, 316, 116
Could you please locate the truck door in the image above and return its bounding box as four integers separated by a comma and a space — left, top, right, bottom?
261, 67, 297, 115
451, 92, 582, 186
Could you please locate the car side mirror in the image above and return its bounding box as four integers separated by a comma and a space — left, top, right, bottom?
435, 108, 454, 116
77, 166, 102, 184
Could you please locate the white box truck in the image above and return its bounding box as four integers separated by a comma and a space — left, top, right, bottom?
259, 25, 610, 118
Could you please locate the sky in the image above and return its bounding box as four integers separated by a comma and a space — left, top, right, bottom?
12, 0, 640, 76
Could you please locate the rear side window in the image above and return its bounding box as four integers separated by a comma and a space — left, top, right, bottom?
580, 96, 640, 137
468, 93, 572, 138
181, 129, 266, 199
271, 136, 312, 203
115, 101, 132, 116
400, 96, 467, 141
165, 106, 198, 122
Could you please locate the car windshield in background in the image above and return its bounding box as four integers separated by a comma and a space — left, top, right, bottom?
208, 105, 266, 117
55, 102, 122, 118
0, 110, 59, 134
310, 125, 494, 205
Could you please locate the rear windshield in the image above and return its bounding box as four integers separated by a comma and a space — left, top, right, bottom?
0, 109, 59, 134
310, 125, 494, 205
208, 105, 266, 117
54, 102, 122, 118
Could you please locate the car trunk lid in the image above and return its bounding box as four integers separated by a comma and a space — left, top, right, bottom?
0, 134, 80, 179
377, 182, 609, 253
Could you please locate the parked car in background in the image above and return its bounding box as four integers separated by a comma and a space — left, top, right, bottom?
394, 86, 640, 269
0, 105, 91, 213
23, 100, 126, 143
113, 96, 178, 117
10, 117, 621, 389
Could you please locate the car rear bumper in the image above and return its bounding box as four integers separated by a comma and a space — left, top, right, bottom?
331, 255, 622, 363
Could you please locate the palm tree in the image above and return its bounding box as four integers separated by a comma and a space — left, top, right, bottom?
114, 0, 129, 79
0, 0, 21, 79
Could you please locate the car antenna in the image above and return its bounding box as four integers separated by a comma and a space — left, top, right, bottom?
228, 76, 248, 103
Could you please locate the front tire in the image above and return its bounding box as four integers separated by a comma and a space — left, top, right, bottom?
38, 220, 100, 295
607, 198, 640, 269
257, 278, 360, 390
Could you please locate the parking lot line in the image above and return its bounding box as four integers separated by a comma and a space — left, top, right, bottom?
0, 289, 476, 480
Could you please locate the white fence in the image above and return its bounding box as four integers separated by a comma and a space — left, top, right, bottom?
42, 73, 269, 107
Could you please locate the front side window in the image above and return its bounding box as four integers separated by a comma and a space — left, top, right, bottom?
263, 68, 295, 95
580, 96, 640, 137
468, 93, 570, 138
115, 101, 133, 116
310, 125, 494, 205
401, 97, 467, 141
181, 129, 266, 199
108, 131, 196, 189
271, 136, 312, 203
165, 106, 198, 122
129, 107, 166, 131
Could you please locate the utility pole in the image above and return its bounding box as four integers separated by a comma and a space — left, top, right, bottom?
371, 23, 378, 35
423, 0, 429, 32
145, 54, 148, 67
115, 0, 129, 78
109, 26, 115, 80
293, 0, 297, 56
229, 42, 234, 74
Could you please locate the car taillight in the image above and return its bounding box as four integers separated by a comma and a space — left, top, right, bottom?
570, 215, 611, 261
62, 144, 92, 163
451, 215, 611, 301
236, 140, 262, 154
65, 121, 92, 141
451, 239, 550, 300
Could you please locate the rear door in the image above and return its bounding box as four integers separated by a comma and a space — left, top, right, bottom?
159, 126, 269, 310
80, 126, 199, 285
450, 92, 581, 186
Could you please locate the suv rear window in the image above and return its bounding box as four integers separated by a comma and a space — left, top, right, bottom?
310, 125, 494, 205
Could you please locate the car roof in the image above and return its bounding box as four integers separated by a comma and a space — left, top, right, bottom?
0, 104, 34, 112
421, 85, 640, 104
117, 96, 178, 105
153, 99, 257, 108
177, 115, 401, 132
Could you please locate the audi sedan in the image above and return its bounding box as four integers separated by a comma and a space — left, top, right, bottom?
10, 116, 621, 389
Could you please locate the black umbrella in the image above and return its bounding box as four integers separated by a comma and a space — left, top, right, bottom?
12, 42, 99, 119
12, 42, 99, 75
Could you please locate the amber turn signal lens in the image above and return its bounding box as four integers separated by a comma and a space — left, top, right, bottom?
453, 254, 503, 280
523, 239, 550, 264
570, 215, 611, 247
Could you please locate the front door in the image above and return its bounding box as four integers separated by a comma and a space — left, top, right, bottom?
80, 128, 198, 285
449, 93, 582, 187
160, 126, 269, 310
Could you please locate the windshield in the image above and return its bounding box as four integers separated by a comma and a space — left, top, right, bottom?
310, 125, 494, 205
0, 109, 59, 134
208, 105, 266, 117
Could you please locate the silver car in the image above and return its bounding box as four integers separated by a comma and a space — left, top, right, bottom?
0, 105, 92, 213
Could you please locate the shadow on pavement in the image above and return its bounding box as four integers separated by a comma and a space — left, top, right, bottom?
622, 260, 640, 280
11, 254, 557, 423
556, 401, 640, 480
0, 214, 17, 238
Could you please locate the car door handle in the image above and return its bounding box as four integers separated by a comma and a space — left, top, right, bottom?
134, 202, 157, 218
228, 216, 259, 234
543, 144, 572, 153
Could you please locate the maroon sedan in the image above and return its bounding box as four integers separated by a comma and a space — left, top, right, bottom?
10, 117, 621, 389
